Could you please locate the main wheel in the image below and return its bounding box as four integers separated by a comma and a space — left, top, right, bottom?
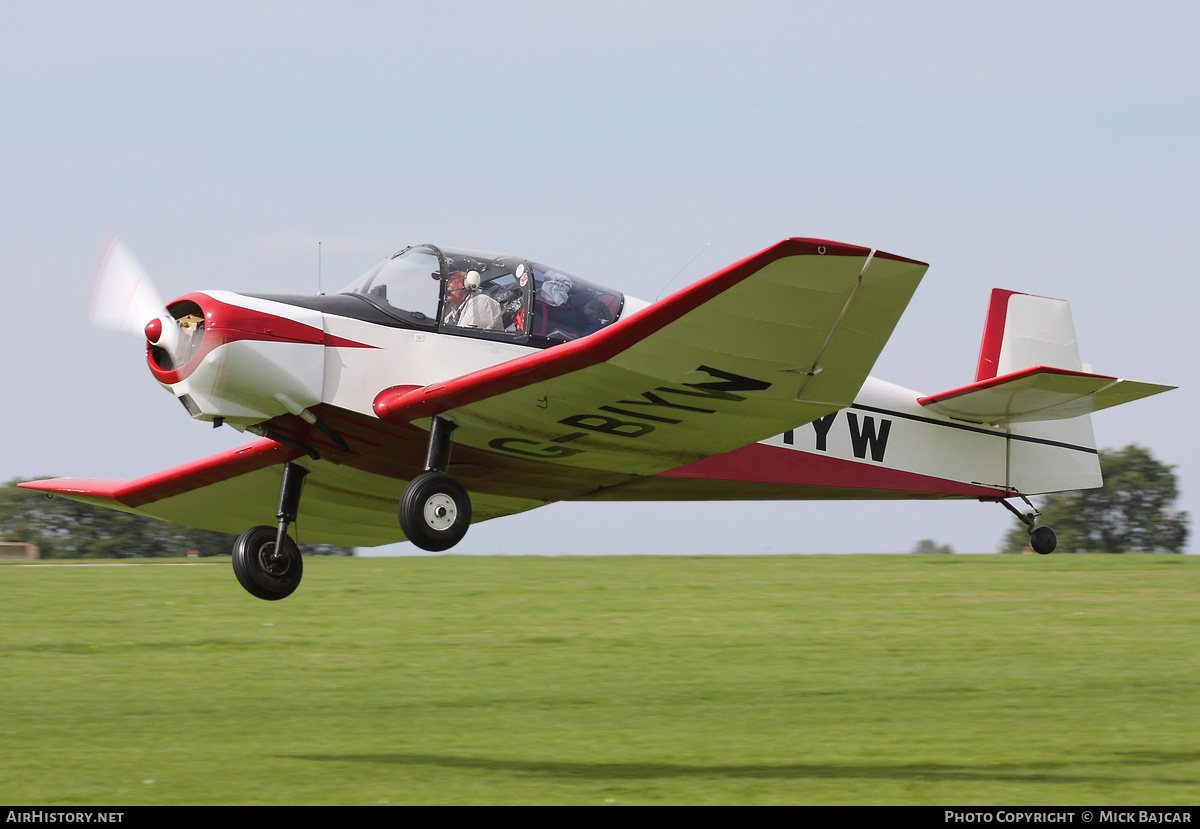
1029, 525, 1057, 555
232, 525, 304, 600
399, 471, 472, 552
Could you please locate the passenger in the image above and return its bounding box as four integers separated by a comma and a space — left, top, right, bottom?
534, 270, 587, 337
443, 270, 502, 331
538, 270, 573, 306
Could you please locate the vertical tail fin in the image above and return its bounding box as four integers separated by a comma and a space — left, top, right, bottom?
978, 289, 1100, 493
975, 289, 1083, 381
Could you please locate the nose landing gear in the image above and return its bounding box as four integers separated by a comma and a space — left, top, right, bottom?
232, 416, 476, 596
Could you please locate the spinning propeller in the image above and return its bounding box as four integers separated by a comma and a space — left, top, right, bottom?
88, 235, 193, 368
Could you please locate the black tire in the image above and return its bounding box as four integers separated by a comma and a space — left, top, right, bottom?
232, 525, 303, 600
1029, 526, 1057, 555
398, 471, 472, 552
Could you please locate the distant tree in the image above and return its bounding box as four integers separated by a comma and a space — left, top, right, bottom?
1000, 445, 1189, 554
912, 539, 954, 555
0, 479, 354, 558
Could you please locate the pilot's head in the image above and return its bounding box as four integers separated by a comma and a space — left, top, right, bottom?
446, 270, 481, 307
446, 271, 468, 306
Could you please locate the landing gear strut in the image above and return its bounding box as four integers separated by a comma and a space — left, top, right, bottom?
232, 462, 308, 600
999, 496, 1057, 555
398, 416, 472, 552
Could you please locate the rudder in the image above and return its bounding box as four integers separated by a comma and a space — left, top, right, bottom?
975, 289, 1082, 381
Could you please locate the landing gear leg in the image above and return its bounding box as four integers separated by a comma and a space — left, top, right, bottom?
399, 416, 473, 552
999, 496, 1057, 555
273, 461, 308, 555
232, 462, 308, 600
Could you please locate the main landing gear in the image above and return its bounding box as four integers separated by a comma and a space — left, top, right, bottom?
398, 416, 473, 552
231, 417, 473, 598
999, 496, 1057, 555
233, 461, 307, 600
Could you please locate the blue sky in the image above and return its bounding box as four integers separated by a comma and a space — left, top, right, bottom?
4, 1, 1197, 554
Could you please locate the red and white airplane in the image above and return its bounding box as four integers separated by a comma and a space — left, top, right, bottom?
22, 237, 1173, 600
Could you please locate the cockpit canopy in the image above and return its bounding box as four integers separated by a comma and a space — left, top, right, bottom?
340, 245, 625, 345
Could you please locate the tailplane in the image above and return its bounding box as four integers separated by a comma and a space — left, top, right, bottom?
918, 289, 1173, 495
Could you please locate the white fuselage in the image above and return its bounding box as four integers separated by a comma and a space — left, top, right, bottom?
156, 290, 1100, 500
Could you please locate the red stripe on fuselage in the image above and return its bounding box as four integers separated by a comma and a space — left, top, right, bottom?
148, 292, 376, 385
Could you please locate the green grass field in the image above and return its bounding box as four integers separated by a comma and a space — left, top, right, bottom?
2, 553, 1199, 805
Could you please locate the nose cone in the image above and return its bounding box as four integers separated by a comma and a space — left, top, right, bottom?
145, 296, 209, 378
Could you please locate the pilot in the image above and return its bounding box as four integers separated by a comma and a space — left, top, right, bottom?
443, 270, 503, 331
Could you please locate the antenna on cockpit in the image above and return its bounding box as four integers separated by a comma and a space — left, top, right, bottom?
656, 242, 710, 301
317, 241, 324, 296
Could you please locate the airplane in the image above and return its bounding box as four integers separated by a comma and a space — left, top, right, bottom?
21, 236, 1174, 600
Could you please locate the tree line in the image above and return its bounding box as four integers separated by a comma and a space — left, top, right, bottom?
1000, 445, 1188, 554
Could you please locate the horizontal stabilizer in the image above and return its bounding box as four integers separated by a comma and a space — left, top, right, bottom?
918, 366, 1174, 425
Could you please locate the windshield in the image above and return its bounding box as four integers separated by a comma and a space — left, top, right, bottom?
340, 246, 442, 321
339, 244, 626, 345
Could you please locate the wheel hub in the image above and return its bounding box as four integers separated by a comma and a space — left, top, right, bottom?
423, 494, 457, 531
257, 542, 292, 576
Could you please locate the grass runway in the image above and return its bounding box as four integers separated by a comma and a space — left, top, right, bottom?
1, 553, 1199, 805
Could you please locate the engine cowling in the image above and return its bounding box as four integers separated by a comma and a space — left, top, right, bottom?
146, 291, 326, 426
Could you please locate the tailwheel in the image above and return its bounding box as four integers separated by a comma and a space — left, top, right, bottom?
998, 497, 1057, 555
1029, 526, 1057, 555
399, 471, 472, 552
232, 525, 304, 600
